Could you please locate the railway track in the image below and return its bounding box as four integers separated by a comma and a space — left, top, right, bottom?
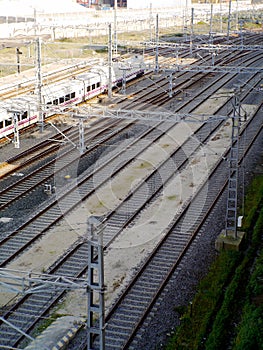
0, 32, 262, 349
74, 87, 263, 350
0, 87, 260, 349
1, 47, 260, 266
0, 118, 134, 210
122, 46, 262, 111
0, 61, 98, 100
0, 118, 121, 180
0, 120, 165, 265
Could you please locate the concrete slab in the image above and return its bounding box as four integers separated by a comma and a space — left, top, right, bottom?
215, 230, 246, 251
24, 316, 84, 350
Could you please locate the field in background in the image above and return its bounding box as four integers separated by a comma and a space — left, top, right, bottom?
0, 9, 262, 77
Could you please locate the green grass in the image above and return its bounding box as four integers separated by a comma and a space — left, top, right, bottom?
242, 175, 263, 231
165, 251, 241, 350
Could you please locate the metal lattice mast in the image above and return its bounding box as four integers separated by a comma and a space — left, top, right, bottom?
36, 37, 44, 133
225, 88, 241, 238
155, 14, 159, 73
12, 111, 20, 149
149, 3, 153, 41
108, 24, 112, 99
87, 221, 105, 350
227, 0, 232, 40
0, 269, 87, 348
79, 117, 85, 154
209, 4, 213, 42
190, 8, 194, 56
7, 110, 20, 148
113, 0, 117, 56
120, 66, 128, 94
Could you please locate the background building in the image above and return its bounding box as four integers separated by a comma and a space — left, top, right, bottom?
76, 0, 189, 8
128, 0, 187, 8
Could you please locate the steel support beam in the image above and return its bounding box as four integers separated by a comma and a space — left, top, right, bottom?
7, 110, 20, 148
225, 88, 241, 238
87, 218, 106, 350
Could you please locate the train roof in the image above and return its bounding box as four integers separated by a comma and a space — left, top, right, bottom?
114, 54, 145, 68
42, 79, 81, 99
76, 68, 108, 81
0, 95, 38, 121
7, 95, 38, 110
0, 103, 10, 122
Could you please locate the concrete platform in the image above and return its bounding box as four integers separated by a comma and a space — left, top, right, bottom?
215, 230, 246, 251
24, 316, 84, 350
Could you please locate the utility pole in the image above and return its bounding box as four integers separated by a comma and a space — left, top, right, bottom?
239, 20, 244, 49
108, 24, 112, 99
113, 0, 118, 56
33, 8, 37, 37
209, 4, 213, 42
149, 3, 153, 41
8, 110, 20, 148
168, 73, 173, 98
182, 8, 187, 41
227, 0, 232, 40
235, 0, 239, 31
220, 0, 223, 33
16, 48, 22, 74
78, 116, 85, 154
225, 87, 241, 239
87, 218, 106, 350
190, 8, 194, 56
36, 37, 44, 133
155, 14, 159, 73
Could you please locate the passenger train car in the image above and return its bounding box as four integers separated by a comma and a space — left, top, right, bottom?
0, 55, 145, 140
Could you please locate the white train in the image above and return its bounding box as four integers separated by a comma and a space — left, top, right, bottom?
0, 55, 145, 140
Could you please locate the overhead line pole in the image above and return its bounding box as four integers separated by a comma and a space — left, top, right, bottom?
87, 220, 106, 350
227, 0, 232, 40
225, 87, 241, 239
113, 0, 118, 56
8, 110, 20, 148
209, 4, 213, 42
149, 2, 153, 41
155, 14, 159, 74
36, 37, 44, 133
108, 24, 112, 99
190, 8, 194, 56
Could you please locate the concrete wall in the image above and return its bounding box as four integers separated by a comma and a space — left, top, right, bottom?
127, 0, 190, 9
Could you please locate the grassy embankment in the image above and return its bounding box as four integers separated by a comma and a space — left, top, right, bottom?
166, 174, 263, 350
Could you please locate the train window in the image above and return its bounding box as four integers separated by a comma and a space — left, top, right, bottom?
92, 84, 95, 90
59, 97, 64, 104
5, 119, 12, 127
96, 82, 101, 88
53, 99, 58, 105
87, 86, 91, 92
47, 101, 52, 105
70, 92, 75, 99
21, 112, 27, 120
0, 121, 3, 129
65, 94, 70, 101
